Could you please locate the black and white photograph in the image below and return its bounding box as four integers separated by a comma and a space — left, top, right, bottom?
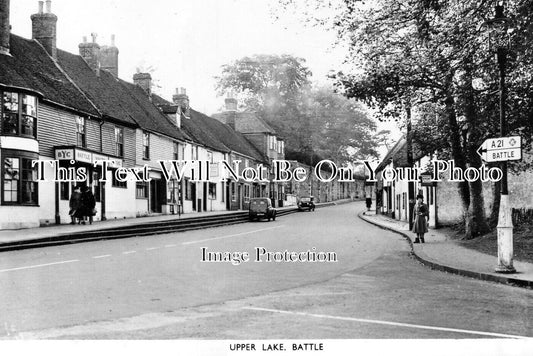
0, 0, 532, 355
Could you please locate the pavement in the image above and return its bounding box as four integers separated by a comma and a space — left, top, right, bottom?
0, 199, 348, 247
359, 210, 533, 289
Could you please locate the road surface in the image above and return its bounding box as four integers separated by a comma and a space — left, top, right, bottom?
0, 202, 531, 339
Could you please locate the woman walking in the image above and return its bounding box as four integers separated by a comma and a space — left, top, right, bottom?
412, 194, 429, 243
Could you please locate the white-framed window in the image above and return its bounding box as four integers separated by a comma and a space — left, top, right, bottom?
142, 131, 150, 160
114, 127, 124, 157
2, 156, 38, 205
1, 91, 38, 138
76, 116, 86, 148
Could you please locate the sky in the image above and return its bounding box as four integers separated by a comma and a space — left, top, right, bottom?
9, 0, 401, 156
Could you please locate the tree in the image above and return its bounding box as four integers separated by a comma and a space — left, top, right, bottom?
277, 0, 533, 239
215, 55, 380, 165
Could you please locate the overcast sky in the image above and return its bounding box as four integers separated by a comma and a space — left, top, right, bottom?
9, 0, 401, 156
9, 0, 349, 113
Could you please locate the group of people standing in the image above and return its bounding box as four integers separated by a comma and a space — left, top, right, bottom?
69, 185, 96, 225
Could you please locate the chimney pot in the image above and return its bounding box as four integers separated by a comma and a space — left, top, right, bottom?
91, 32, 97, 43
133, 72, 152, 95
173, 87, 190, 116
79, 34, 100, 72
31, 0, 58, 58
100, 35, 119, 77
225, 97, 238, 112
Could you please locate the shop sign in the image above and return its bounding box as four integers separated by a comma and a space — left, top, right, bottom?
55, 148, 74, 160
75, 149, 92, 163
92, 153, 108, 165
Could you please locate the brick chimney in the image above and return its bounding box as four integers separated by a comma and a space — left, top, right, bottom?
225, 97, 238, 112
31, 0, 58, 59
223, 95, 238, 129
0, 0, 10, 55
79, 33, 100, 73
133, 72, 152, 95
100, 34, 119, 77
172, 87, 190, 117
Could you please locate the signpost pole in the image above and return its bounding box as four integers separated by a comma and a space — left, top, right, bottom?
495, 43, 515, 273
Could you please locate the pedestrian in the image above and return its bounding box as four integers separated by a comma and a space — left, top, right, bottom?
365, 193, 372, 212
78, 185, 96, 225
412, 194, 429, 243
69, 185, 81, 225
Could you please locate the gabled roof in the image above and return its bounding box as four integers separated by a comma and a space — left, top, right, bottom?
189, 108, 268, 163
212, 110, 277, 135
0, 35, 98, 116
152, 94, 267, 163
119, 80, 189, 141
57, 49, 189, 141
376, 136, 425, 172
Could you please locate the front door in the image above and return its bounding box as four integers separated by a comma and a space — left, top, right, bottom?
150, 179, 165, 213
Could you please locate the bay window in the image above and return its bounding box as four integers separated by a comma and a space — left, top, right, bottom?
3, 156, 38, 205
1, 91, 37, 138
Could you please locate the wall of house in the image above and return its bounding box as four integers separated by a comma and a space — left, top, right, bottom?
101, 122, 136, 167
104, 169, 137, 219
508, 151, 533, 209
135, 129, 175, 169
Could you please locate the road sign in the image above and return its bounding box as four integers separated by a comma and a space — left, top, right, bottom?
477, 136, 522, 163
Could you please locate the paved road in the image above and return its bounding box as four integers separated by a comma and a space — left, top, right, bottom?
0, 202, 531, 339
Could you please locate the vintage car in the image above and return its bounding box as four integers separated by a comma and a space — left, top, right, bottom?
298, 196, 315, 211
249, 198, 277, 221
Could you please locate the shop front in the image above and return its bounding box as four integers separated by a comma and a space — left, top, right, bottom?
54, 146, 123, 224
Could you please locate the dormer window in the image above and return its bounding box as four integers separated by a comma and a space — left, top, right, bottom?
1, 91, 37, 138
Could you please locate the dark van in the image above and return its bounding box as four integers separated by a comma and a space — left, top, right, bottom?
249, 198, 277, 221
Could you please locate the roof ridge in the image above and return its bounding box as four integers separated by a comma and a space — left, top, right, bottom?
45, 43, 102, 118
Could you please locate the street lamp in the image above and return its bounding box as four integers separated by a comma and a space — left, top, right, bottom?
483, 2, 515, 273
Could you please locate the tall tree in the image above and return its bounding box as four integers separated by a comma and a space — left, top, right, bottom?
215, 55, 380, 165
278, 0, 533, 238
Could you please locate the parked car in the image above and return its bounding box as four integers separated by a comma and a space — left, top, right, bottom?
298, 196, 315, 211
249, 198, 277, 221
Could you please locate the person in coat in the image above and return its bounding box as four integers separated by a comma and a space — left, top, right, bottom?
77, 185, 96, 225
412, 194, 429, 243
69, 185, 81, 225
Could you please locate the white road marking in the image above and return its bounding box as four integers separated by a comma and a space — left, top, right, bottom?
182, 225, 285, 245
123, 251, 137, 255
0, 260, 80, 273
92, 255, 112, 259
165, 244, 177, 248
146, 247, 161, 251
243, 307, 531, 339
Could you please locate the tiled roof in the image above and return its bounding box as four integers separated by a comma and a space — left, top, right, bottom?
119, 80, 189, 141
212, 110, 277, 134
57, 49, 189, 141
376, 136, 425, 172
152, 94, 267, 162
0, 35, 98, 116
189, 109, 268, 163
